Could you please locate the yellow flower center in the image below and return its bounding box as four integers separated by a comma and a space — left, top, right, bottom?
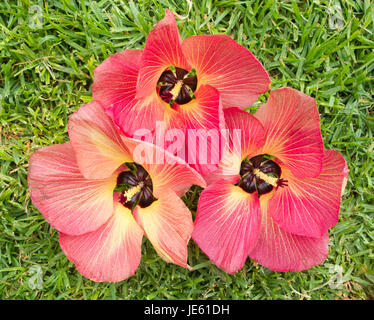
169, 80, 184, 100
253, 168, 278, 187
122, 182, 144, 203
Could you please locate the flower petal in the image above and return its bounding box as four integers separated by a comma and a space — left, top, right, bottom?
207, 108, 266, 185
68, 101, 131, 179
170, 85, 224, 131
168, 84, 224, 177
60, 199, 143, 282
192, 180, 261, 274
133, 189, 193, 268
269, 149, 348, 238
182, 34, 270, 109
249, 195, 329, 272
254, 87, 324, 178
92, 49, 142, 111
28, 143, 117, 236
113, 94, 165, 137
123, 136, 206, 198
92, 49, 165, 137
136, 10, 190, 99
224, 107, 266, 159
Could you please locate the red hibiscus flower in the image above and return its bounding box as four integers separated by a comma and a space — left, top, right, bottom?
28, 101, 205, 282
192, 88, 348, 273
92, 10, 270, 176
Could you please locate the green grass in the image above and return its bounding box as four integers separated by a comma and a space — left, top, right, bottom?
0, 0, 373, 300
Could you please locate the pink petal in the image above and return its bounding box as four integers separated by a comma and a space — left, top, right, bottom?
168, 85, 225, 178
192, 180, 261, 274
123, 136, 206, 198
92, 49, 142, 110
207, 108, 266, 185
254, 87, 324, 178
113, 93, 165, 137
224, 107, 266, 159
68, 101, 131, 180
249, 196, 329, 272
136, 10, 190, 99
170, 85, 224, 130
182, 35, 270, 109
60, 199, 143, 282
133, 189, 193, 269
269, 149, 348, 238
28, 143, 117, 236
92, 49, 165, 137
205, 152, 242, 186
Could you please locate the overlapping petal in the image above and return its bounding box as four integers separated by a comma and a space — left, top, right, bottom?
182, 35, 270, 109
133, 189, 193, 268
28, 143, 117, 236
136, 10, 190, 99
249, 195, 329, 272
193, 180, 261, 273
207, 108, 266, 185
113, 95, 165, 137
92, 50, 165, 137
169, 85, 224, 131
224, 107, 266, 160
255, 88, 324, 178
168, 84, 224, 177
68, 101, 131, 179
268, 149, 348, 238
92, 49, 142, 110
123, 136, 206, 197
60, 198, 144, 282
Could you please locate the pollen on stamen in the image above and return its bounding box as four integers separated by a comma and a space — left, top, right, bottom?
157, 67, 197, 105
169, 80, 184, 100
123, 183, 143, 203
253, 168, 278, 187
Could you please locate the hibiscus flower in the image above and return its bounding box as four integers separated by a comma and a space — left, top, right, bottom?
28, 101, 205, 282
192, 88, 348, 273
92, 10, 270, 176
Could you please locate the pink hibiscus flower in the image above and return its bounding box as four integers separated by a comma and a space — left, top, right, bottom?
91, 10, 270, 175
192, 88, 348, 273
28, 101, 205, 282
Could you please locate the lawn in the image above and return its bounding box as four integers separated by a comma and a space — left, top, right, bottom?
0, 0, 373, 300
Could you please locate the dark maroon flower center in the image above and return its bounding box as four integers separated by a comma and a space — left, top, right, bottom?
157, 67, 197, 105
116, 163, 156, 209
238, 154, 288, 196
